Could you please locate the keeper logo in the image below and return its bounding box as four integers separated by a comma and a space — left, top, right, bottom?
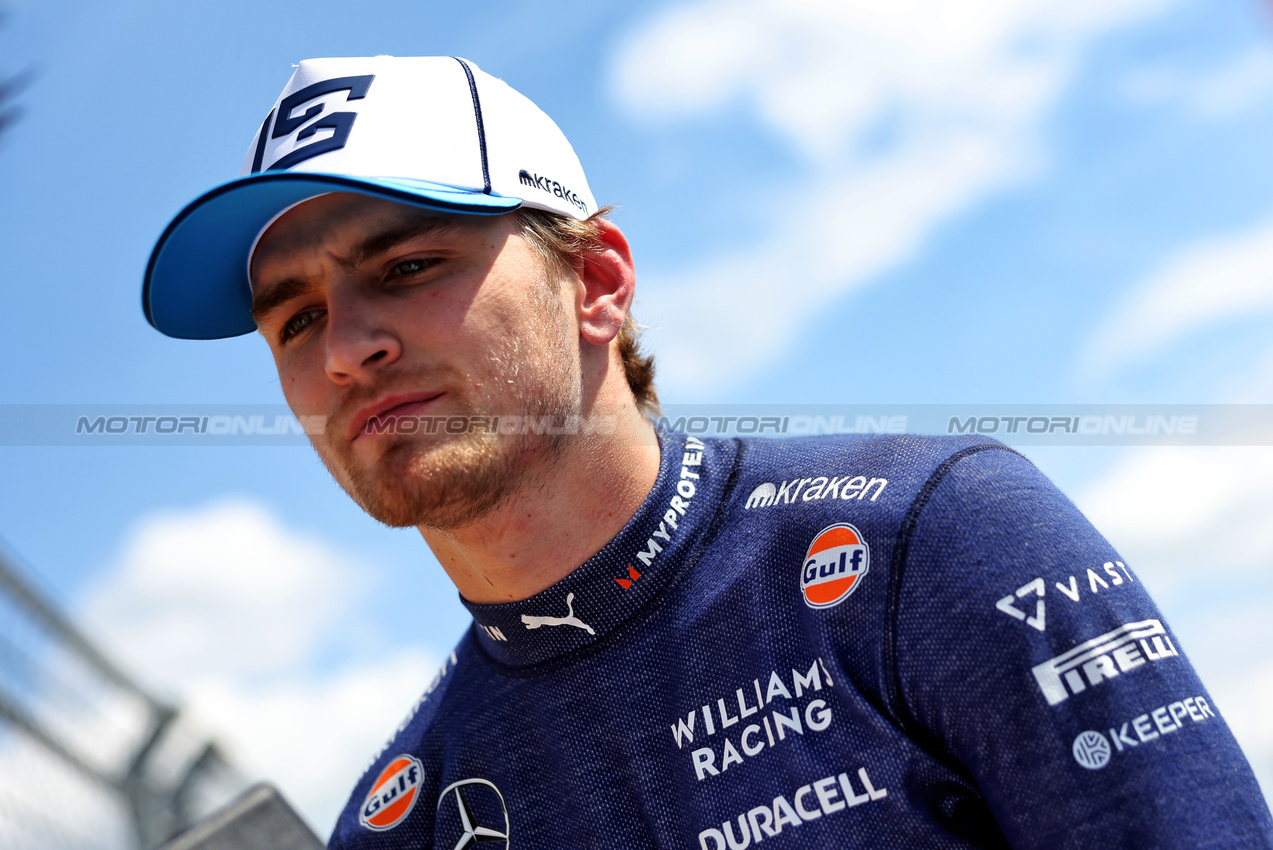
1072, 731, 1111, 770
1071, 693, 1216, 770
1032, 619, 1179, 706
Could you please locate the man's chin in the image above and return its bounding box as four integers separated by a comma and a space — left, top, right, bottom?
336, 433, 517, 530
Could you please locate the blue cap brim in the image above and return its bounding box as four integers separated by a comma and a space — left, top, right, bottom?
143, 173, 521, 340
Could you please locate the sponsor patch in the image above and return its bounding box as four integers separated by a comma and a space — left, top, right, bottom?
480, 624, 508, 642
360, 754, 424, 831
994, 561, 1136, 633
518, 169, 587, 211
436, 778, 510, 848
1071, 693, 1216, 770
668, 660, 836, 782
615, 564, 642, 589
745, 475, 888, 509
1032, 619, 1178, 706
1072, 731, 1111, 770
800, 524, 870, 609
520, 592, 595, 635
698, 765, 887, 848
633, 436, 704, 569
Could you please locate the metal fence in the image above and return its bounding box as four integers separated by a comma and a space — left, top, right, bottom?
0, 545, 245, 849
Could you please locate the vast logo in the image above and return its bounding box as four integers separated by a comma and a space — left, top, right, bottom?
436, 778, 509, 849
800, 524, 870, 609
994, 561, 1135, 633
251, 75, 375, 174
359, 754, 423, 831
1032, 619, 1179, 706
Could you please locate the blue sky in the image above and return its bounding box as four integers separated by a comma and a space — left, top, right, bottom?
2, 0, 1272, 832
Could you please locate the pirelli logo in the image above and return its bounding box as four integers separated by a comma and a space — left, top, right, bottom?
1032, 619, 1179, 706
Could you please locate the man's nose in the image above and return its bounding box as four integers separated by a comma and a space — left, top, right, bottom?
324, 293, 402, 385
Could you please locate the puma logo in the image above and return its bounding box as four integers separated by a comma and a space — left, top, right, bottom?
520, 592, 595, 635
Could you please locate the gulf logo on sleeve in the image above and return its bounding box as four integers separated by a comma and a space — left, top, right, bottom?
801, 523, 870, 609
360, 754, 424, 831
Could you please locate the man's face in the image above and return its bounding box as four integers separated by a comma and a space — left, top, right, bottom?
250, 193, 581, 529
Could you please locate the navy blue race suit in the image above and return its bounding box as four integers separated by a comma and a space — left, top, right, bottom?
330, 431, 1273, 849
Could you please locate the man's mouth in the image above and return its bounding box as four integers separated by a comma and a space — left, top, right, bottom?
348, 392, 446, 442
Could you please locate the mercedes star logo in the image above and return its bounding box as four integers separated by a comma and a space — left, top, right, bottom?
437, 778, 509, 849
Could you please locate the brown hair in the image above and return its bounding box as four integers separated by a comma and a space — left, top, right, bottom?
515, 206, 660, 417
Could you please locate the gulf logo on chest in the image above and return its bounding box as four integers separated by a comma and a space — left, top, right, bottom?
359, 754, 424, 831
801, 523, 870, 609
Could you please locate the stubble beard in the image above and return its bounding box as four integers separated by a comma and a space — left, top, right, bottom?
318, 286, 581, 531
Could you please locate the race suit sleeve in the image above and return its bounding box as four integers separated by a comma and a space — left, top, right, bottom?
890, 444, 1273, 849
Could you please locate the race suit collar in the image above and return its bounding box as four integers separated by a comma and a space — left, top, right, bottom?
462, 428, 736, 671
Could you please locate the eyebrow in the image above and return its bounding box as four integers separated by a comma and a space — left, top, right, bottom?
250, 274, 317, 327
249, 215, 469, 327
343, 216, 465, 270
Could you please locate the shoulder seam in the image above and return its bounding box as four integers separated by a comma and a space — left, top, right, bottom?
881, 443, 1026, 750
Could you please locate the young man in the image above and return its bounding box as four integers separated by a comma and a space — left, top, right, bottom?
144, 56, 1272, 849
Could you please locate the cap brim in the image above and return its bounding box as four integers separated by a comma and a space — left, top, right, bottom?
143, 173, 521, 340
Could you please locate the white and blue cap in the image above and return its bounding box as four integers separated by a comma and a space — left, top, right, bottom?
143, 56, 597, 339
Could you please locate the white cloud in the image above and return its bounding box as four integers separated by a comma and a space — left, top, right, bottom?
85, 502, 359, 685
611, 0, 1173, 395
1081, 216, 1273, 379
643, 135, 1020, 390
1121, 46, 1273, 120
1231, 344, 1273, 402
77, 500, 443, 837
613, 0, 1164, 163
1078, 447, 1273, 591
1075, 446, 1273, 799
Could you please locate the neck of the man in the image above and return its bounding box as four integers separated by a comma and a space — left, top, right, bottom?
419, 399, 659, 604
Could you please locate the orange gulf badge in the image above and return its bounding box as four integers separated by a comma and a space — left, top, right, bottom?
801, 523, 870, 609
360, 754, 424, 831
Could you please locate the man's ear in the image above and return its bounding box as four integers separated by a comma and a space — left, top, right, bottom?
576, 219, 635, 348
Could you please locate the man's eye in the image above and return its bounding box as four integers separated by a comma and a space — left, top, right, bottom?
391, 258, 436, 277
280, 309, 322, 343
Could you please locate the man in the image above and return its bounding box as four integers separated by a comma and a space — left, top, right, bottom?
144, 56, 1272, 849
